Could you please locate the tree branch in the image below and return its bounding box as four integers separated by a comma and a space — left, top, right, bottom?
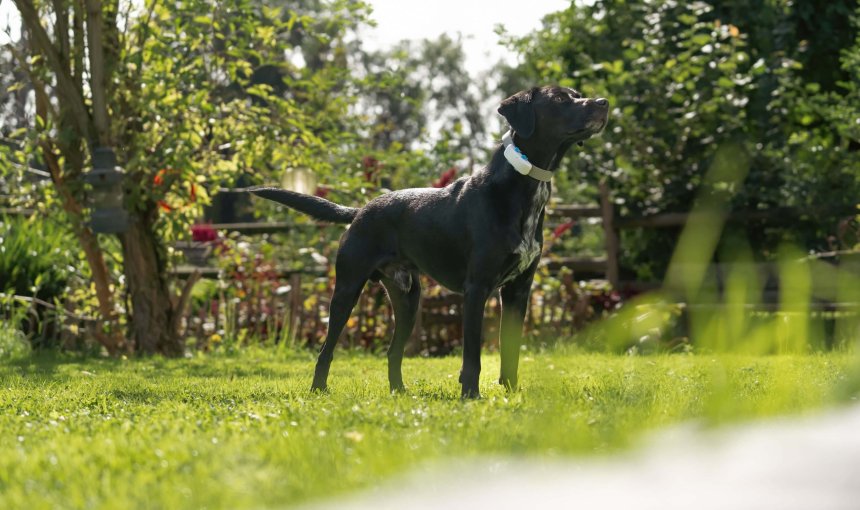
53, 0, 69, 64
171, 269, 201, 338
40, 137, 128, 354
86, 0, 110, 145
6, 42, 60, 121
73, 0, 85, 91
12, 0, 93, 141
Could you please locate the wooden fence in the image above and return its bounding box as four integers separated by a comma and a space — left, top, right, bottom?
177, 261, 612, 354
4, 184, 858, 351
175, 184, 858, 351
544, 182, 859, 304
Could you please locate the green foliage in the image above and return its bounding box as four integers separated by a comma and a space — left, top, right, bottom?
0, 298, 30, 360
115, 0, 374, 239
355, 34, 491, 187
501, 0, 860, 278
0, 216, 78, 301
0, 349, 854, 508
573, 141, 860, 354
0, 325, 29, 360
2, 0, 407, 346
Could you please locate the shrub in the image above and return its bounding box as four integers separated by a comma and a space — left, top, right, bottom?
0, 216, 77, 301
0, 296, 31, 359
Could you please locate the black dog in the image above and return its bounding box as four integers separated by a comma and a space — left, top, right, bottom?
252, 86, 609, 398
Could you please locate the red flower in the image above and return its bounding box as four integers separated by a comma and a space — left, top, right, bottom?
314, 186, 330, 198
433, 168, 457, 188
552, 220, 575, 239
362, 156, 380, 182
362, 155, 379, 169
153, 169, 167, 186
191, 223, 217, 243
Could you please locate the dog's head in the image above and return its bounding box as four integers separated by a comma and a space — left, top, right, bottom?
498, 85, 609, 146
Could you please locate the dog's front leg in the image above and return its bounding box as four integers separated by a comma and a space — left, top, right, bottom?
499, 262, 538, 391
459, 281, 492, 399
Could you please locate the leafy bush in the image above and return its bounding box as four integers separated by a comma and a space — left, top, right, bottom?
0, 303, 30, 360
0, 324, 29, 359
500, 0, 860, 279
0, 216, 77, 301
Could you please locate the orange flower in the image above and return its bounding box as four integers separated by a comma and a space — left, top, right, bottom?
153, 168, 168, 186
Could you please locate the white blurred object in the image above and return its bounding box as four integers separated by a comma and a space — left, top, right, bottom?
306, 405, 860, 510
282, 167, 317, 196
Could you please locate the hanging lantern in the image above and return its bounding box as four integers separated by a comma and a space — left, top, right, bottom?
84, 146, 128, 233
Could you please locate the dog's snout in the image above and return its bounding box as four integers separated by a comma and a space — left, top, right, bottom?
594, 98, 609, 107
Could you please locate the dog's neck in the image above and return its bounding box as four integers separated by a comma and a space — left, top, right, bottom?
502, 131, 553, 182
511, 131, 572, 172
481, 131, 574, 194
484, 147, 546, 198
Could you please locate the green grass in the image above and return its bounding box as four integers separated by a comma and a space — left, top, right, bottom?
0, 348, 856, 509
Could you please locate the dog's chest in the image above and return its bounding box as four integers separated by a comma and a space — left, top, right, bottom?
499, 186, 549, 284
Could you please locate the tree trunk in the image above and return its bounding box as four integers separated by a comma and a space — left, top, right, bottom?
121, 209, 183, 356
85, 0, 181, 356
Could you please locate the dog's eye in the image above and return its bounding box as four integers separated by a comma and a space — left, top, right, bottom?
552, 95, 567, 103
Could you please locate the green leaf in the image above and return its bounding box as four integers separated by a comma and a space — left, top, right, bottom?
691, 33, 712, 47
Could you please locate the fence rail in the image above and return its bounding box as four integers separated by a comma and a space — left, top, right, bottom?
175, 184, 858, 351
4, 184, 857, 351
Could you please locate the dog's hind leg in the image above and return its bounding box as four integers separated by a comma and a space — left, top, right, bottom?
311, 279, 364, 391
381, 271, 421, 393
311, 253, 373, 392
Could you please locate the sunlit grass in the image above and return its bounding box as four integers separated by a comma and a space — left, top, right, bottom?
0, 348, 856, 509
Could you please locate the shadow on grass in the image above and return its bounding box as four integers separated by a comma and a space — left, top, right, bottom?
0, 349, 307, 388
1, 351, 123, 379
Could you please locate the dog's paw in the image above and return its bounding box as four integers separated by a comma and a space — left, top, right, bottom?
499, 377, 519, 392
460, 386, 482, 400
310, 384, 329, 394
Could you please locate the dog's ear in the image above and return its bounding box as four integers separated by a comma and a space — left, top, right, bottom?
498, 88, 537, 139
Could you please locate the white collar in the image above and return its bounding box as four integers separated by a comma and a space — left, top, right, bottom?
502, 130, 553, 182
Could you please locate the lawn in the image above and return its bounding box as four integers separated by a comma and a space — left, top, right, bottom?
0, 348, 855, 509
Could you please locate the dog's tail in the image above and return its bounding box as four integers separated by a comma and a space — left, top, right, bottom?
249, 187, 358, 224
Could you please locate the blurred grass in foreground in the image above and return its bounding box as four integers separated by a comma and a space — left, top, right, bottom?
584, 142, 859, 356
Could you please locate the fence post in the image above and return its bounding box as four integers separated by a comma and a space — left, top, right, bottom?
288, 272, 303, 344
405, 294, 423, 356
599, 180, 620, 288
